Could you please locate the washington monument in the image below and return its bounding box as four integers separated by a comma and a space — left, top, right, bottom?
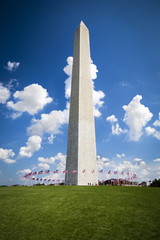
65, 21, 98, 185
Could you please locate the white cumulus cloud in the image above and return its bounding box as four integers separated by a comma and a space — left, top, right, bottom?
116, 160, 134, 172
106, 115, 118, 123
11, 112, 22, 119
63, 57, 73, 99
17, 169, 32, 175
97, 155, 110, 169
38, 156, 55, 164
37, 153, 66, 177
7, 84, 52, 116
133, 158, 146, 167
90, 60, 99, 80
0, 148, 16, 164
134, 158, 142, 162
48, 135, 56, 144
93, 89, 105, 117
63, 56, 105, 117
53, 153, 66, 173
153, 158, 160, 162
117, 153, 125, 158
38, 163, 50, 170
106, 115, 126, 136
146, 126, 160, 140
111, 123, 124, 135
0, 83, 10, 104
116, 160, 147, 179
28, 109, 69, 137
55, 152, 66, 164
153, 113, 160, 127
5, 61, 20, 71
123, 95, 153, 141
19, 135, 42, 158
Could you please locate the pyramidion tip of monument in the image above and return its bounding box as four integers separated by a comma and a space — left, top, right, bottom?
79, 20, 88, 30
80, 20, 85, 25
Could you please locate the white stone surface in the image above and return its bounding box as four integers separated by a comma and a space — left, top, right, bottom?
65, 21, 98, 185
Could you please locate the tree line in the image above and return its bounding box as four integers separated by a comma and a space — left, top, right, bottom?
150, 179, 160, 187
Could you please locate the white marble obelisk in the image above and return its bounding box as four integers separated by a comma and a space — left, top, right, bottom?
65, 21, 98, 185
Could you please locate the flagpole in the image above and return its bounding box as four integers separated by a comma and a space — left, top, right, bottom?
102, 170, 104, 185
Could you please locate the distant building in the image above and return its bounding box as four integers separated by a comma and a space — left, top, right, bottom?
104, 179, 138, 186
138, 181, 147, 187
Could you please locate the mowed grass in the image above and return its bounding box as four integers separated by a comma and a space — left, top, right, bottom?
0, 186, 160, 240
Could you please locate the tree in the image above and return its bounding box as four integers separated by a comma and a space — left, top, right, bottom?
150, 179, 160, 187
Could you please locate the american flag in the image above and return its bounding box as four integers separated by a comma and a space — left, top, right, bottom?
48, 179, 51, 182
38, 170, 43, 175
24, 175, 30, 179
43, 179, 46, 181
57, 180, 60, 182
28, 172, 32, 176
121, 172, 124, 175
114, 171, 118, 174
45, 170, 50, 174
82, 169, 85, 173
62, 180, 65, 182
52, 179, 55, 182
92, 170, 95, 173
73, 170, 77, 173
127, 172, 129, 175
36, 178, 39, 181
63, 170, 67, 173
32, 172, 37, 175
32, 177, 35, 180
108, 170, 111, 174
40, 178, 42, 181
99, 170, 103, 173
54, 170, 58, 173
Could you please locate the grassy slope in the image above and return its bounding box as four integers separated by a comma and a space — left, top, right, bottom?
0, 186, 160, 240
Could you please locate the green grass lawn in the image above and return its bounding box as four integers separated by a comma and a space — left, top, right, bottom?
0, 186, 160, 240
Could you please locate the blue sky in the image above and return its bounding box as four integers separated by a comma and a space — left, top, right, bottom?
0, 0, 160, 185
